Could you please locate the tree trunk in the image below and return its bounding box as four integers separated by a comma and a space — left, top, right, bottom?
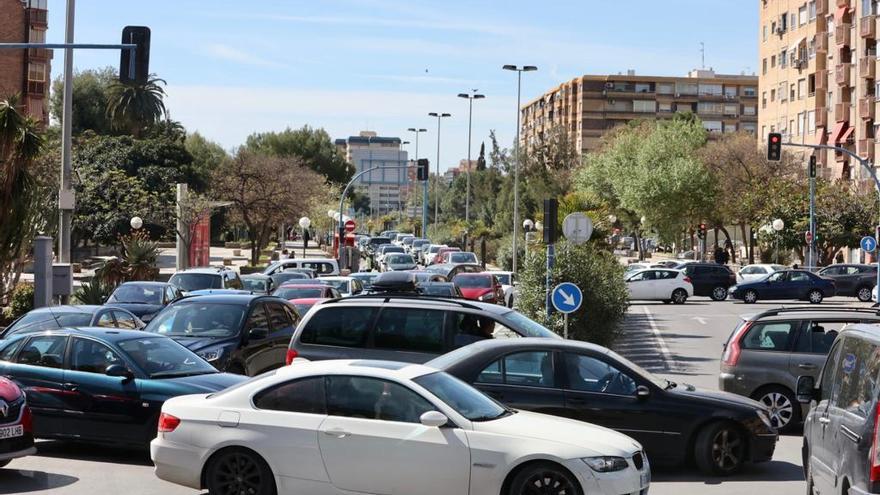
720, 226, 735, 264
741, 223, 754, 264
633, 230, 644, 261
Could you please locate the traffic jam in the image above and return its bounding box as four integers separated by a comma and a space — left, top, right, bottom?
0, 232, 877, 494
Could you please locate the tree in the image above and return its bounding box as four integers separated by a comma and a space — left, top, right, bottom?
106, 75, 167, 138
185, 132, 229, 188
73, 167, 157, 247
171, 193, 214, 270
212, 152, 325, 265
476, 141, 486, 171
50, 67, 116, 135
245, 126, 353, 184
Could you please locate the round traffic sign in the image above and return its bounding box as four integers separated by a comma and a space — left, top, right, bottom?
344, 219, 356, 233
862, 236, 877, 253
804, 231, 813, 244
562, 213, 593, 245
551, 283, 583, 314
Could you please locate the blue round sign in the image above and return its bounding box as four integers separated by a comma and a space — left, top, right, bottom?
862, 236, 877, 253
551, 283, 583, 314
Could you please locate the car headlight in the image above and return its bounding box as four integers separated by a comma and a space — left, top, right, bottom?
582, 456, 629, 473
756, 410, 774, 430
198, 349, 223, 363
478, 293, 495, 301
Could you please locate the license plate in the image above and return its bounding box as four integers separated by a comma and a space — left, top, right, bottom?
0, 425, 23, 440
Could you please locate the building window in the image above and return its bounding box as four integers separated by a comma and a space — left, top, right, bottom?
743, 105, 757, 116
791, 13, 797, 29
799, 5, 808, 25
808, 111, 816, 133
634, 83, 652, 93
790, 119, 796, 133
808, 74, 816, 95
797, 112, 805, 135
29, 28, 45, 44
761, 125, 767, 136
723, 103, 739, 116
763, 58, 768, 75
763, 25, 768, 41
633, 100, 657, 113
698, 83, 723, 96
702, 121, 723, 133
809, 0, 816, 20
657, 83, 674, 94
27, 62, 45, 82
779, 81, 788, 101
780, 49, 788, 68
772, 20, 778, 33
723, 123, 737, 133
676, 102, 695, 113
808, 38, 816, 59
698, 102, 724, 114
798, 78, 806, 99
791, 83, 797, 100
762, 92, 768, 109
771, 88, 776, 102
675, 82, 698, 95
743, 86, 757, 97
724, 86, 738, 98
658, 102, 672, 112
771, 55, 777, 68
744, 122, 757, 134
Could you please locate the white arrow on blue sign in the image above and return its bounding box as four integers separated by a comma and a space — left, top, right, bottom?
862, 236, 877, 253
551, 282, 583, 314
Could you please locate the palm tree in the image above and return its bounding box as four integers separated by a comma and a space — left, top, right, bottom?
106, 75, 167, 138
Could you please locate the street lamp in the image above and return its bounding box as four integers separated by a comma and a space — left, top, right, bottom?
130, 216, 143, 230
299, 216, 311, 258
523, 219, 534, 261
408, 128, 428, 237
772, 218, 785, 264
428, 112, 452, 237
398, 140, 410, 221
458, 90, 485, 225
503, 64, 537, 274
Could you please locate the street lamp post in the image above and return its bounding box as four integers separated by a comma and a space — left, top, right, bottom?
503, 64, 537, 274
428, 112, 451, 237
522, 219, 534, 261
298, 217, 311, 258
397, 140, 410, 222
458, 90, 485, 225
408, 127, 428, 237
772, 218, 785, 264
130, 216, 143, 231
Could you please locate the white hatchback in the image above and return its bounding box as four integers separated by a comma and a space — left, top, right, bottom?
736, 264, 786, 284
625, 268, 694, 304
151, 360, 649, 495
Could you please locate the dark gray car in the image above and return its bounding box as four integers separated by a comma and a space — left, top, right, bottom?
816, 264, 877, 302
719, 306, 880, 432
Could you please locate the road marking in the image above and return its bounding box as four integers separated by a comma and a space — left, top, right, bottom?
691, 316, 707, 325
643, 306, 673, 364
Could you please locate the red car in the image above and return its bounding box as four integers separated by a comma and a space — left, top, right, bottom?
431, 247, 461, 265
451, 273, 505, 304
0, 376, 35, 468
290, 297, 324, 315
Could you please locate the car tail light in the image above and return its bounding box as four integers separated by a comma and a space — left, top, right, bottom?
722, 321, 752, 367
872, 403, 880, 483
20, 404, 32, 433
285, 348, 298, 365
158, 413, 181, 433
683, 276, 693, 284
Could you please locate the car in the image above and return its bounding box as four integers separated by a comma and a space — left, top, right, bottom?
679, 263, 737, 301
444, 251, 480, 265
290, 298, 324, 316
422, 244, 448, 265
0, 375, 35, 468
365, 236, 392, 256
736, 263, 787, 284
105, 282, 183, 323
151, 359, 650, 495
816, 263, 878, 301
431, 247, 461, 265
625, 268, 694, 304
425, 263, 484, 280
729, 269, 835, 304
273, 284, 341, 301
0, 305, 145, 339
676, 250, 696, 260
269, 271, 311, 288
488, 271, 518, 308
428, 338, 778, 475
382, 253, 418, 272
284, 267, 318, 278
276, 278, 331, 286
169, 266, 243, 293
350, 272, 379, 290
410, 238, 430, 256
186, 289, 256, 296
408, 271, 447, 284
393, 233, 414, 247
145, 294, 301, 376
240, 274, 274, 295
286, 295, 560, 365
417, 281, 463, 298
0, 328, 246, 446
653, 260, 687, 269
319, 276, 365, 297
452, 273, 505, 305
376, 244, 405, 265
719, 307, 880, 432
799, 323, 880, 495
263, 258, 340, 276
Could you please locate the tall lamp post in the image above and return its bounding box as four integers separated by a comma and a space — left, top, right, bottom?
458, 90, 485, 225
772, 218, 785, 264
502, 64, 537, 274
408, 127, 428, 237
298, 216, 311, 258
428, 112, 451, 237
522, 219, 534, 261
397, 140, 410, 222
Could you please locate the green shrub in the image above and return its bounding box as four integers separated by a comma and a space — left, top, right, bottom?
494, 234, 525, 271
73, 278, 112, 305
517, 241, 629, 347
6, 283, 34, 320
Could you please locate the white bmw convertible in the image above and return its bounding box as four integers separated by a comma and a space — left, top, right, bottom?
151, 360, 649, 495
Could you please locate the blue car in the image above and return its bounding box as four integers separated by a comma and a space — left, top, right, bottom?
729, 269, 835, 304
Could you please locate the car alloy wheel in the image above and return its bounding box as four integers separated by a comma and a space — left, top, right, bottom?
759, 391, 794, 430
808, 290, 823, 304
207, 450, 274, 495
743, 290, 758, 304
672, 289, 688, 305
508, 463, 579, 495
695, 422, 745, 476
858, 286, 873, 302
711, 286, 728, 301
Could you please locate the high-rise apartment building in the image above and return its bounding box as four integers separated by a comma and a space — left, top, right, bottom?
759, 0, 876, 180
0, 0, 50, 126
520, 69, 759, 154
335, 131, 410, 215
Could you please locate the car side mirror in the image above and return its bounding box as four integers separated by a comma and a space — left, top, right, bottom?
635, 385, 651, 400
796, 375, 818, 403
420, 410, 448, 427
249, 327, 269, 340
106, 364, 134, 382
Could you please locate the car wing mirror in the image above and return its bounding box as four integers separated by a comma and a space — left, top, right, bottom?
420, 410, 449, 427
106, 364, 135, 382
796, 375, 818, 403
635, 385, 651, 399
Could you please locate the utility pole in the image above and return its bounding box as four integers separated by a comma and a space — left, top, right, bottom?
59, 0, 75, 263
408, 128, 427, 236
458, 90, 485, 225
428, 113, 451, 237
808, 155, 816, 268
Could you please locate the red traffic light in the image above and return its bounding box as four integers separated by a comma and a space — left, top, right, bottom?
770, 135, 780, 143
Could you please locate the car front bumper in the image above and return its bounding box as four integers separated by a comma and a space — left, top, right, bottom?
563, 456, 650, 495
749, 433, 777, 463
151, 435, 209, 490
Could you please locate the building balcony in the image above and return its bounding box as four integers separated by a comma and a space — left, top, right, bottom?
816, 34, 829, 52
27, 47, 52, 60
27, 8, 47, 27
816, 69, 829, 90
817, 108, 829, 127
860, 57, 876, 78
837, 63, 852, 85
861, 97, 876, 119
836, 24, 852, 46
835, 102, 851, 121
25, 80, 45, 96
859, 139, 876, 159
862, 15, 877, 38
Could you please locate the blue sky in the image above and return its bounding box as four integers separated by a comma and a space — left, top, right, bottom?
47, 0, 758, 170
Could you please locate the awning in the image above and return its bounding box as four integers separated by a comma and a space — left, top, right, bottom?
815, 126, 827, 145
840, 126, 855, 143
836, 6, 852, 22
830, 121, 847, 144
789, 37, 806, 53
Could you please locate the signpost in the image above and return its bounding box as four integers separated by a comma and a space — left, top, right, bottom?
551, 282, 583, 339
562, 213, 593, 246
862, 236, 877, 253
805, 231, 813, 246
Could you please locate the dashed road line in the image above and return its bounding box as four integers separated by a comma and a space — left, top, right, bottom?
643, 306, 673, 364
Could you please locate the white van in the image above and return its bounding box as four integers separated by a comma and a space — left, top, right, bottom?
262, 258, 340, 276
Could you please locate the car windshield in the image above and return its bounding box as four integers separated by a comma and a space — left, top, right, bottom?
384, 247, 404, 254
450, 253, 477, 263
420, 284, 455, 296
322, 279, 349, 292
351, 274, 377, 288
454, 275, 491, 288
118, 336, 217, 378
493, 274, 511, 285
146, 302, 246, 337
500, 311, 560, 338
108, 285, 162, 304
413, 372, 509, 421
169, 273, 222, 291
387, 254, 414, 265
242, 278, 269, 292
274, 287, 324, 299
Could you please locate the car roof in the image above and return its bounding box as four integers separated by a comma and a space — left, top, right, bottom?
175, 294, 266, 304
241, 274, 270, 280
319, 295, 512, 314
174, 267, 229, 274
840, 323, 880, 343
275, 359, 436, 381
278, 284, 329, 289
429, 337, 609, 365
319, 276, 352, 281
10, 326, 163, 342
117, 281, 171, 287
23, 305, 101, 315
745, 306, 880, 322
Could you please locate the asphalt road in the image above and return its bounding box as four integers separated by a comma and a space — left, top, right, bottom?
0, 296, 869, 494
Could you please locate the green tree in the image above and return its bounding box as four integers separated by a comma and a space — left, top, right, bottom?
245, 126, 353, 183
73, 167, 157, 247
106, 75, 167, 138
50, 67, 116, 135
185, 132, 229, 190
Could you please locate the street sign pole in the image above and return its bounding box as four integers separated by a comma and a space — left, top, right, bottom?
808, 155, 816, 269
551, 282, 583, 338
564, 313, 569, 339
545, 243, 554, 323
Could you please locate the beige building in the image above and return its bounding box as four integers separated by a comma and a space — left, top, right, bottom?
759, 0, 877, 180
0, 0, 50, 126
520, 69, 759, 154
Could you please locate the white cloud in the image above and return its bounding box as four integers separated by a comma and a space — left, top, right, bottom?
202, 43, 286, 69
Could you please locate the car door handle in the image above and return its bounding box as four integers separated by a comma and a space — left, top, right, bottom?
798, 363, 818, 370
840, 425, 861, 443
323, 428, 350, 438
62, 382, 79, 392
818, 417, 831, 425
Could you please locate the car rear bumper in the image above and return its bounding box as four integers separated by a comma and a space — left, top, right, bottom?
150, 436, 208, 490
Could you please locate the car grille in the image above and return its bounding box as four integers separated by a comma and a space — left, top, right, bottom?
0, 398, 22, 425
632, 451, 644, 470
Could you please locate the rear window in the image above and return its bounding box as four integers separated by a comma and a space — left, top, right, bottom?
832, 336, 880, 417
741, 322, 798, 351
170, 273, 222, 291
300, 307, 377, 347
453, 275, 492, 288
274, 287, 324, 300
373, 308, 445, 353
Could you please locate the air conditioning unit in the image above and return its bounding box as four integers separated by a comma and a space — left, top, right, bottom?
776, 26, 786, 35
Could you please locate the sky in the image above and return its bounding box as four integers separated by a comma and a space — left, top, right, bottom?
46, 0, 758, 171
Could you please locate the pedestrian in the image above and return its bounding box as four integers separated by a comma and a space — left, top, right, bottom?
720, 249, 730, 265
714, 247, 724, 265
792, 263, 800, 269
280, 249, 289, 260
835, 252, 844, 264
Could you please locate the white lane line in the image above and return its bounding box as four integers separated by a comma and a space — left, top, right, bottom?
643, 306, 673, 365
691, 316, 707, 325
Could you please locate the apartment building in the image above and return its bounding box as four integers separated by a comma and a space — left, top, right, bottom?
520, 69, 759, 154
0, 0, 50, 125
759, 0, 879, 180
335, 131, 410, 215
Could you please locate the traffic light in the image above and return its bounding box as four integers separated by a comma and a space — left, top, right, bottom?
543, 198, 558, 244
119, 26, 151, 84
697, 223, 707, 240
767, 132, 782, 161
809, 155, 817, 178
416, 159, 429, 181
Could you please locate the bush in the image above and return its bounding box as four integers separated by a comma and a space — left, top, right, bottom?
517, 241, 629, 347
4, 283, 34, 321
73, 278, 112, 305
494, 234, 525, 271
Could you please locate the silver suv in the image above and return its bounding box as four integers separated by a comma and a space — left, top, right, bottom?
168, 266, 243, 293
719, 307, 880, 432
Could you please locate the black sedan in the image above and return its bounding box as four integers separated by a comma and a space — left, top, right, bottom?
0, 328, 245, 446
105, 281, 183, 323
0, 305, 144, 339
729, 269, 835, 304
427, 338, 778, 475
144, 294, 300, 376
